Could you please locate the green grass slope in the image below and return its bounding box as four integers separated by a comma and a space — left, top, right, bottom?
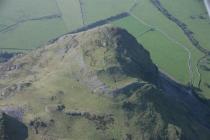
0, 26, 210, 140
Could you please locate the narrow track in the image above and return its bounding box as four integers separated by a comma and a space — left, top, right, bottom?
78, 0, 86, 25
0, 14, 61, 33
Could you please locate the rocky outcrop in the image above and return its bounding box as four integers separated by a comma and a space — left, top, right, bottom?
0, 26, 210, 139
78, 26, 159, 84
0, 82, 31, 99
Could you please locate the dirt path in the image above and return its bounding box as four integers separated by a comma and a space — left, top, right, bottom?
78, 0, 86, 25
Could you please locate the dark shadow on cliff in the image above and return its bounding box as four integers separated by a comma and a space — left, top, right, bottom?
110, 28, 159, 84
4, 114, 28, 140
116, 72, 210, 140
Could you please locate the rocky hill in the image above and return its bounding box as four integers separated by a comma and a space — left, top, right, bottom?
0, 25, 210, 140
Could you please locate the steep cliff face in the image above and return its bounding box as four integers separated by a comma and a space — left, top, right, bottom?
0, 26, 210, 140
77, 26, 159, 84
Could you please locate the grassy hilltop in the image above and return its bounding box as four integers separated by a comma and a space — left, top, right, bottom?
1, 0, 210, 99
0, 26, 210, 140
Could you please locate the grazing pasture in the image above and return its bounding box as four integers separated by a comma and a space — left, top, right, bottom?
157, 0, 210, 97
0, 19, 67, 50
81, 0, 133, 24
0, 0, 210, 98
55, 0, 83, 31
113, 16, 190, 83
113, 0, 210, 98
0, 0, 67, 50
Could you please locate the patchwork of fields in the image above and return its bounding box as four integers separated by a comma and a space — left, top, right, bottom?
0, 0, 67, 51
0, 0, 210, 98
113, 0, 210, 98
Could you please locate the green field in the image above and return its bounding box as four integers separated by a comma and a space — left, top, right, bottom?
158, 0, 210, 97
0, 0, 67, 50
113, 16, 190, 84
161, 0, 210, 50
129, 0, 204, 85
81, 0, 133, 24
56, 0, 83, 31
0, 19, 66, 50
1, 0, 210, 98
112, 0, 210, 98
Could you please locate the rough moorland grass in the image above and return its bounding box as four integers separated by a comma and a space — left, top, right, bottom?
0, 0, 209, 97
1, 26, 210, 139
0, 45, 131, 139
